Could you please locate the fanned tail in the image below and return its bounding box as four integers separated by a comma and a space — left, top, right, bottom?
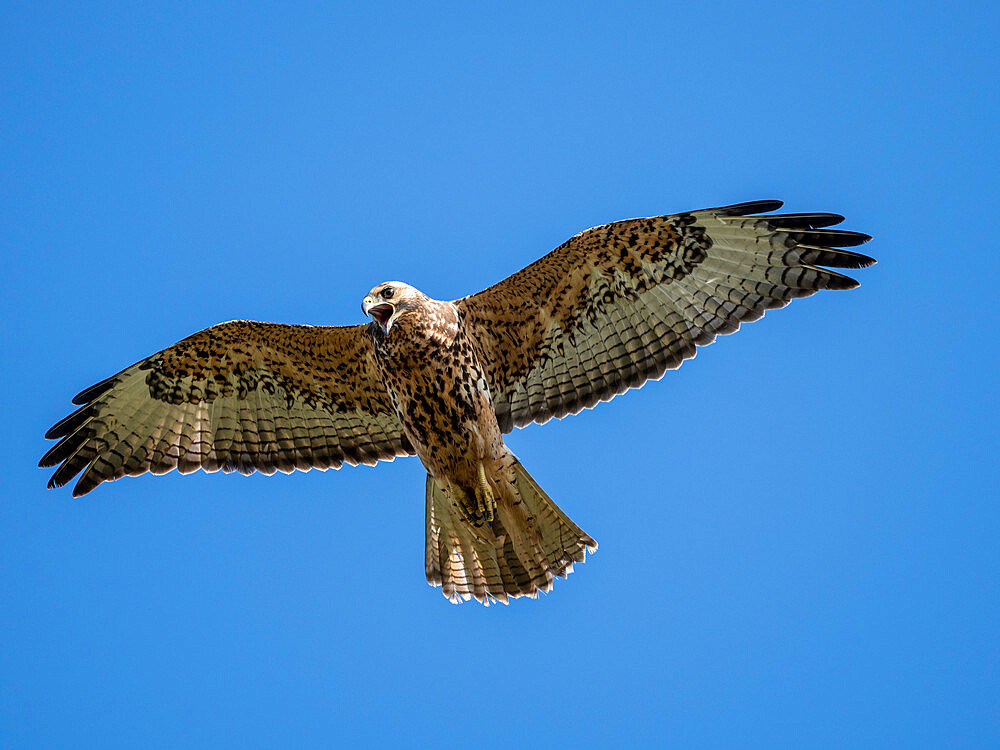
424, 454, 597, 605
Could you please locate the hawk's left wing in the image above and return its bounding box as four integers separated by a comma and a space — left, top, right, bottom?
456, 200, 874, 432
41, 320, 413, 496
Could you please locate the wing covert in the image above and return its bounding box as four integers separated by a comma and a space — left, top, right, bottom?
40, 320, 413, 496
456, 200, 874, 432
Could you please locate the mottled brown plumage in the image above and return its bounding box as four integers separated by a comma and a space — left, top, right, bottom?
40, 200, 874, 604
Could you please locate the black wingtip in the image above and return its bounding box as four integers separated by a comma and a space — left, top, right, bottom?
712, 200, 784, 216
821, 270, 862, 290
44, 403, 93, 440
788, 229, 872, 248
72, 375, 118, 405
765, 212, 846, 230
854, 252, 877, 268
797, 247, 878, 270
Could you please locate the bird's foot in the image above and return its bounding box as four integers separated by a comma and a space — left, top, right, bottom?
475, 462, 496, 523
448, 480, 477, 522
447, 467, 496, 526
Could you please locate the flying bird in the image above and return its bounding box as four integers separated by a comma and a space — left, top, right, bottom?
40, 200, 874, 604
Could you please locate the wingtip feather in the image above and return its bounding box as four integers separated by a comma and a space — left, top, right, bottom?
711, 199, 784, 216
72, 375, 118, 405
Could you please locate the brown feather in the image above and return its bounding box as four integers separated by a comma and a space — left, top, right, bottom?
40, 321, 415, 496
456, 200, 874, 431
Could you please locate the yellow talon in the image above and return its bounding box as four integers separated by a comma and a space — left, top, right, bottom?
449, 480, 476, 520
475, 462, 496, 523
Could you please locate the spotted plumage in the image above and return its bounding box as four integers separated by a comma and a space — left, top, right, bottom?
40, 200, 874, 604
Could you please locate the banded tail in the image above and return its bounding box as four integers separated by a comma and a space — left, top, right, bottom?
425, 454, 597, 604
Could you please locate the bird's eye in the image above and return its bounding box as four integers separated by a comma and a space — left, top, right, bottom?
381, 288, 395, 300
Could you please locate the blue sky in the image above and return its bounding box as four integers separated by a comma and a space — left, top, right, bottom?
2, 2, 997, 747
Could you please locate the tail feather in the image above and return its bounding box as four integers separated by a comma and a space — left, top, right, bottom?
425, 455, 596, 605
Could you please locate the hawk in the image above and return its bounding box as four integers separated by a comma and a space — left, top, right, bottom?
40, 200, 874, 604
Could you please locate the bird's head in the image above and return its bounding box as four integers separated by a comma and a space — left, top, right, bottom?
362, 281, 426, 334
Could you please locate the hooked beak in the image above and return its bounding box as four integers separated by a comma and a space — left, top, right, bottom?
363, 297, 395, 330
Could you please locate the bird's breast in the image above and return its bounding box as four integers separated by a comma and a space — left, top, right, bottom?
372, 322, 501, 472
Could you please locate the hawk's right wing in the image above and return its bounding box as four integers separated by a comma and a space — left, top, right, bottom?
457, 200, 874, 432
40, 320, 414, 496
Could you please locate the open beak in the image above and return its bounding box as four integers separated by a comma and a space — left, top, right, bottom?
363, 297, 395, 330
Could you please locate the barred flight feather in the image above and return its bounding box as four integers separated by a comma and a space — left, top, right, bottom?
41, 321, 415, 496
457, 200, 874, 433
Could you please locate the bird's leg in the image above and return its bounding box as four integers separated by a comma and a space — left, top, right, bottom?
474, 462, 496, 524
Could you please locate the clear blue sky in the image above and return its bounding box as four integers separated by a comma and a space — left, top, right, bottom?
2, 2, 997, 748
